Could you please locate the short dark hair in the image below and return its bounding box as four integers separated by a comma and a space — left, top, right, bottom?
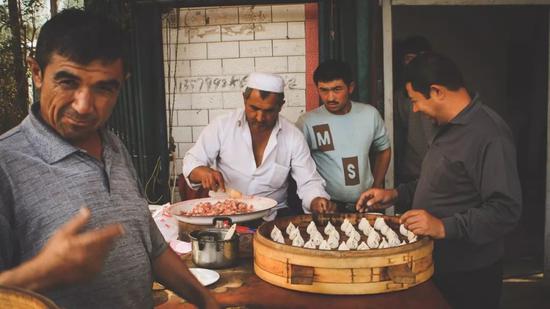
313, 59, 354, 86
243, 87, 285, 104
403, 52, 465, 98
35, 8, 128, 72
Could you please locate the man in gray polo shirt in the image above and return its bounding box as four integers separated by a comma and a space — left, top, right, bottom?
355, 53, 521, 308
0, 9, 218, 309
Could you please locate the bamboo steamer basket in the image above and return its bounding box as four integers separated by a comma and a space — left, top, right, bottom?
253, 213, 433, 295
0, 285, 59, 309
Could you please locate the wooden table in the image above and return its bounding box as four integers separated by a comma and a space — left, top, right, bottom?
155, 231, 450, 309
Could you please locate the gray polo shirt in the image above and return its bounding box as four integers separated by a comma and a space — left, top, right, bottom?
0, 103, 168, 308
396, 95, 522, 273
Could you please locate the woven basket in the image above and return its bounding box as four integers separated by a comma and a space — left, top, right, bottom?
253, 213, 434, 295
0, 285, 59, 309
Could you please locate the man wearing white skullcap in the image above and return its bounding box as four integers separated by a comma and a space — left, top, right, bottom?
246, 72, 285, 93
183, 72, 335, 218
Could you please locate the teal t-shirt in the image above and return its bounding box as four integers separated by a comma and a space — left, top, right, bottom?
296, 102, 390, 211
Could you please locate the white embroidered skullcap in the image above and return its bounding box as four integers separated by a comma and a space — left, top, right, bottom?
246, 72, 285, 93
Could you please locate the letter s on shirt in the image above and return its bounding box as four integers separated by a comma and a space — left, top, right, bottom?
342, 157, 360, 186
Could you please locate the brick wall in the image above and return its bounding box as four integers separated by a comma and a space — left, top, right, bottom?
162, 4, 310, 181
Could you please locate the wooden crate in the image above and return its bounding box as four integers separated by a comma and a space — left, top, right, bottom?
253, 213, 434, 295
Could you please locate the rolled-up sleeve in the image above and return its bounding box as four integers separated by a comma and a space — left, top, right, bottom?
372, 109, 391, 152
442, 136, 522, 244
182, 120, 222, 189
289, 131, 330, 213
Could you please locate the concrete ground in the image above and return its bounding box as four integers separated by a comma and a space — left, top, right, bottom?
502, 260, 547, 308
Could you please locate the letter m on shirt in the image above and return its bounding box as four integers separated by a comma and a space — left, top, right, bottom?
312, 124, 334, 152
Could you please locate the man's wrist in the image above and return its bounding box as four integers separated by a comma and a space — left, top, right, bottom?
189, 166, 208, 183
0, 257, 56, 291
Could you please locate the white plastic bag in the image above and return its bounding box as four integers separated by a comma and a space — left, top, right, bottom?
152, 203, 179, 242
151, 203, 192, 255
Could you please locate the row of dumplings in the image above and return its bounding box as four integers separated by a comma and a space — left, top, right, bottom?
270, 217, 417, 251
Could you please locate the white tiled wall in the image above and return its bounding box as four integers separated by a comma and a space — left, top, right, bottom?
163, 4, 307, 183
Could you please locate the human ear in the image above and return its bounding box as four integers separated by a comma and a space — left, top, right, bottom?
27, 57, 43, 89
348, 81, 356, 94
430, 85, 446, 101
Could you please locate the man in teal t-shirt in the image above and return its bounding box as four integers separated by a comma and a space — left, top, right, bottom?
296, 60, 391, 212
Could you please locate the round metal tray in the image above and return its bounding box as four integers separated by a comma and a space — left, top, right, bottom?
168, 197, 278, 225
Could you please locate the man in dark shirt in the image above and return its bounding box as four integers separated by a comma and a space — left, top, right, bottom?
356, 52, 522, 309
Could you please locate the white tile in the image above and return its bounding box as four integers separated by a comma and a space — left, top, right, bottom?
163, 9, 180, 29
223, 92, 244, 109
164, 60, 191, 77
172, 78, 192, 94
174, 75, 247, 93
178, 110, 208, 126
205, 7, 238, 25
165, 79, 175, 95
174, 43, 207, 60
223, 58, 255, 75
191, 93, 223, 109
281, 73, 306, 90
255, 56, 287, 73
163, 28, 189, 44
206, 75, 247, 93
164, 77, 171, 94
273, 39, 305, 56
166, 43, 207, 61
272, 4, 305, 22
165, 110, 177, 126
172, 126, 192, 143
221, 24, 254, 41
170, 160, 183, 181
239, 6, 272, 23
280, 106, 305, 123
192, 126, 206, 142
240, 40, 272, 57
190, 59, 222, 76
254, 22, 287, 40
208, 41, 239, 59
178, 143, 195, 158
287, 22, 305, 39
209, 109, 233, 122
163, 61, 171, 75
189, 26, 221, 43
285, 89, 306, 107
180, 9, 206, 26
287, 56, 306, 72
168, 93, 192, 110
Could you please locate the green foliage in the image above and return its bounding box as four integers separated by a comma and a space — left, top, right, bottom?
0, 0, 47, 135
0, 38, 25, 135
61, 0, 84, 9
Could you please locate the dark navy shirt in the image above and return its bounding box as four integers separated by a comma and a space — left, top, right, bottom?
0, 103, 168, 308
396, 95, 522, 273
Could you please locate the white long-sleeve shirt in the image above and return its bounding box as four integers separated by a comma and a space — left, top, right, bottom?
182, 109, 329, 220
